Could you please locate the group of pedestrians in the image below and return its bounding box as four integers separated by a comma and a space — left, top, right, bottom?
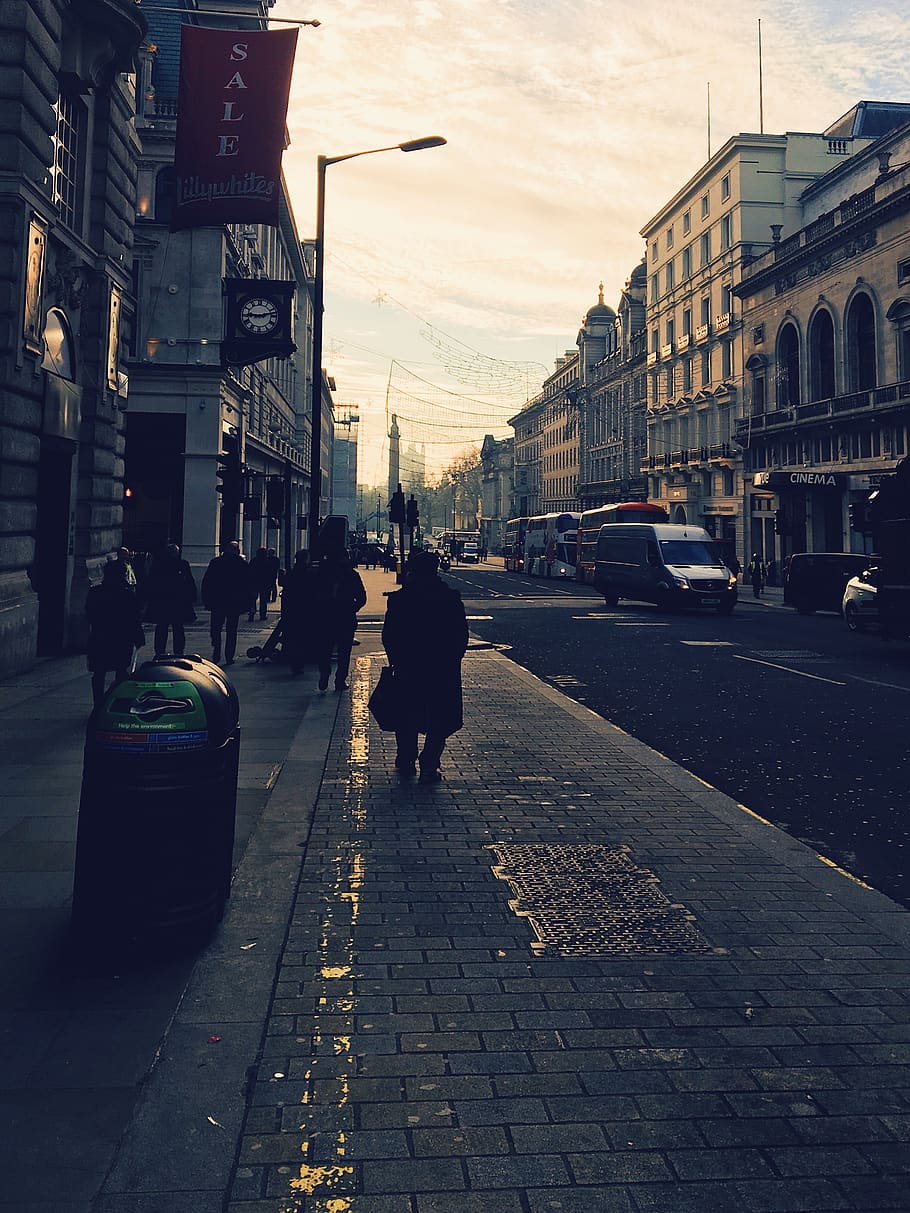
85, 538, 471, 786
84, 539, 280, 705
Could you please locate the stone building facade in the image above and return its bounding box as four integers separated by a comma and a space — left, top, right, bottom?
0, 0, 147, 675
735, 112, 910, 565
479, 433, 512, 554
128, 4, 315, 586
577, 264, 649, 508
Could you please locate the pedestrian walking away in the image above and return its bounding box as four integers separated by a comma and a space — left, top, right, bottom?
307, 546, 367, 691
248, 546, 275, 621
280, 550, 312, 675
141, 541, 197, 657
86, 560, 146, 707
202, 540, 254, 665
748, 552, 766, 598
382, 548, 468, 783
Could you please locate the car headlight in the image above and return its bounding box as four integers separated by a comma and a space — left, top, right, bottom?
672, 575, 690, 590
728, 573, 738, 589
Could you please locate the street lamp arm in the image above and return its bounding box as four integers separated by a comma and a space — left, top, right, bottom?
322, 136, 446, 169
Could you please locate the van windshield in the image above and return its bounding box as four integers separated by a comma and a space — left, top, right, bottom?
659, 540, 721, 567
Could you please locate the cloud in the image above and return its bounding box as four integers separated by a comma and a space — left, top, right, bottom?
278, 0, 910, 481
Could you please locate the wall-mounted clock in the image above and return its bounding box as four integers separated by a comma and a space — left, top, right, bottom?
240, 296, 280, 335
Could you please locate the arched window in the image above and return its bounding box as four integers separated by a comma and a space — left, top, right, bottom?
809, 309, 835, 401
846, 293, 877, 391
776, 323, 800, 408
886, 298, 910, 381
154, 166, 176, 225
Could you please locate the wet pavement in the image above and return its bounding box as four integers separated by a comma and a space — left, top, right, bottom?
2, 566, 910, 1213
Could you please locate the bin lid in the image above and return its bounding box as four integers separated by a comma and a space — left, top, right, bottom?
91, 655, 239, 753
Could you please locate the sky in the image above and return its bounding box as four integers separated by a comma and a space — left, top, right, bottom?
274, 0, 910, 491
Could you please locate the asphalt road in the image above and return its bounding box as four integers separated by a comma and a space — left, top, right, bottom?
446, 560, 910, 909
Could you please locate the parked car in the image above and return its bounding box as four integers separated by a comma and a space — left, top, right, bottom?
782, 552, 872, 615
843, 566, 880, 632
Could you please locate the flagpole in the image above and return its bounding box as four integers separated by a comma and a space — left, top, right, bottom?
135, 5, 321, 23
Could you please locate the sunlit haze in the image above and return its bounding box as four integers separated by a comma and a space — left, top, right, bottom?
275, 0, 910, 488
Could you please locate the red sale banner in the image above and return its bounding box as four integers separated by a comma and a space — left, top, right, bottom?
171, 26, 298, 230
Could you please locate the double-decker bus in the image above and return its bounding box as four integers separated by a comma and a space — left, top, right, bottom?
525, 512, 581, 578
503, 517, 529, 572
576, 501, 669, 583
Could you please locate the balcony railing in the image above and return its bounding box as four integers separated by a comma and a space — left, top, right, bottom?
714, 312, 731, 333
695, 322, 710, 343
677, 333, 691, 352
660, 342, 674, 360
669, 448, 688, 466
647, 351, 658, 366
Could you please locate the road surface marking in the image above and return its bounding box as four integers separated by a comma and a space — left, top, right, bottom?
734, 654, 846, 685
849, 675, 910, 693
680, 640, 736, 646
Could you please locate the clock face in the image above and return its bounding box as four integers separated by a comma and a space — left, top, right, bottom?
240, 296, 280, 335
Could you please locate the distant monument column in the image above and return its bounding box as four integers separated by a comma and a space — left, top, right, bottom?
388, 413, 400, 506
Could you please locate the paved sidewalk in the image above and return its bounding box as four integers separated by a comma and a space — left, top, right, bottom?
3, 566, 909, 1213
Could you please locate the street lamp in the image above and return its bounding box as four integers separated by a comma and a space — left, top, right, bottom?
307, 135, 447, 554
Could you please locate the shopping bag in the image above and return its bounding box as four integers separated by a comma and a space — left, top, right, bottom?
368, 666, 400, 731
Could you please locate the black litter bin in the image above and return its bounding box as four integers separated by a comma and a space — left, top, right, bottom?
71, 654, 240, 949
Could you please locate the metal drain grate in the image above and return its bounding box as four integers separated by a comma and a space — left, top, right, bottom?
488, 842, 713, 957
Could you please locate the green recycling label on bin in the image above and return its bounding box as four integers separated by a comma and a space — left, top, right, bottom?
93, 679, 209, 753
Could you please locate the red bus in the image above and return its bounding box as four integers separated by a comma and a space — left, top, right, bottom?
503, 517, 529, 572
576, 502, 669, 583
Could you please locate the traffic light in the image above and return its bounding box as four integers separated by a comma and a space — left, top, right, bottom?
849, 499, 870, 533
216, 433, 242, 506
406, 494, 419, 528
389, 485, 406, 525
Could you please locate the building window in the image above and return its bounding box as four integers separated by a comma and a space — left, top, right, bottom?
701, 193, 710, 218
721, 284, 733, 314
651, 328, 659, 353
682, 210, 691, 235
651, 240, 659, 261
666, 317, 675, 345
846, 292, 876, 391
700, 296, 711, 326
752, 370, 766, 415
720, 213, 732, 250
682, 246, 692, 279
777, 322, 801, 408
701, 349, 711, 385
700, 231, 711, 267
809, 308, 836, 401
650, 273, 659, 303
666, 225, 674, 249
683, 358, 692, 393
665, 261, 675, 292
52, 92, 84, 232
721, 173, 731, 200
721, 340, 732, 378
665, 366, 674, 398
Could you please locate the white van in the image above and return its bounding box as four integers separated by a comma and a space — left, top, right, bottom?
593, 523, 737, 613
462, 542, 479, 563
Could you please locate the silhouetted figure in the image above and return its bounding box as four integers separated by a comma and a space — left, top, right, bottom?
142, 541, 197, 657
308, 547, 367, 691
280, 550, 312, 675
382, 549, 468, 783
86, 561, 145, 707
748, 553, 766, 598
202, 541, 254, 666
248, 547, 274, 621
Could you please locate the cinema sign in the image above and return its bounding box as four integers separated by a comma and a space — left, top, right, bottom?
753, 471, 846, 489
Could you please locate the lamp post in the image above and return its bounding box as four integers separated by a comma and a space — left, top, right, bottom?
307, 135, 446, 555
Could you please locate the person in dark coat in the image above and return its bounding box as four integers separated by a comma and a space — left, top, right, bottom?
280, 550, 312, 675
307, 546, 367, 691
382, 549, 468, 783
266, 548, 281, 602
141, 541, 197, 657
202, 540, 254, 666
248, 547, 274, 621
86, 560, 145, 707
